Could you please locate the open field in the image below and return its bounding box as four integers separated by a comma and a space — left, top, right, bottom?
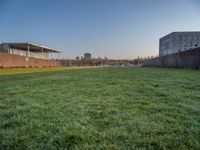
0, 67, 200, 149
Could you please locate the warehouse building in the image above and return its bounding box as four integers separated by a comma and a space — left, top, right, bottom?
0, 42, 60, 67
159, 32, 200, 56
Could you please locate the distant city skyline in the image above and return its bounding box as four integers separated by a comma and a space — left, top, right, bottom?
0, 0, 200, 59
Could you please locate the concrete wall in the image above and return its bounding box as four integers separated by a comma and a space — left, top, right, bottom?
144, 47, 200, 69
0, 52, 60, 67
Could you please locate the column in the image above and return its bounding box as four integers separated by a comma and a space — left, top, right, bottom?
41, 48, 43, 59
27, 44, 30, 57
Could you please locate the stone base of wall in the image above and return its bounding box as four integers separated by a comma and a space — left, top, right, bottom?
0, 52, 60, 67
143, 48, 200, 69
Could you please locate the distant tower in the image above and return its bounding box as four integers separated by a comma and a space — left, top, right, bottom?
84, 53, 91, 60
104, 55, 107, 60
76, 56, 79, 60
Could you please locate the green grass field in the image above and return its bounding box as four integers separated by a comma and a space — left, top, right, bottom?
0, 67, 199, 149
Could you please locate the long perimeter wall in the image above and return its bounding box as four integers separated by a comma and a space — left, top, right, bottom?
143, 48, 200, 69
0, 52, 60, 67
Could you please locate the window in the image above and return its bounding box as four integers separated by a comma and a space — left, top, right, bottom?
178, 42, 182, 47
184, 42, 187, 47
178, 35, 182, 41
183, 35, 187, 41
195, 35, 199, 41
162, 44, 165, 50
190, 41, 193, 47
188, 35, 193, 41
167, 41, 171, 49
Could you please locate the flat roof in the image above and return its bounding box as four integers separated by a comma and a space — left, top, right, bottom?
4, 43, 60, 53
160, 31, 200, 40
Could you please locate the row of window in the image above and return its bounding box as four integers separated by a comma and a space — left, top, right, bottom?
161, 41, 199, 50
160, 48, 185, 55
178, 42, 199, 48
160, 44, 199, 54
161, 41, 171, 50
178, 35, 199, 41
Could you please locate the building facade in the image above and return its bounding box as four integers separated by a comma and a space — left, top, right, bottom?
159, 32, 200, 56
0, 43, 59, 59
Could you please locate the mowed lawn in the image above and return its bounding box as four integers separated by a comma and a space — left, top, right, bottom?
0, 67, 199, 149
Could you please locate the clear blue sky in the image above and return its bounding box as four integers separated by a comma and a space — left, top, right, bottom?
0, 0, 200, 59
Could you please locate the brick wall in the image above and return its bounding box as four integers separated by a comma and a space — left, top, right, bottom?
0, 52, 60, 67
143, 48, 200, 69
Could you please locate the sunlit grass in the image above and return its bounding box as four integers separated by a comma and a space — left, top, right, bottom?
0, 66, 98, 75
0, 67, 199, 149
